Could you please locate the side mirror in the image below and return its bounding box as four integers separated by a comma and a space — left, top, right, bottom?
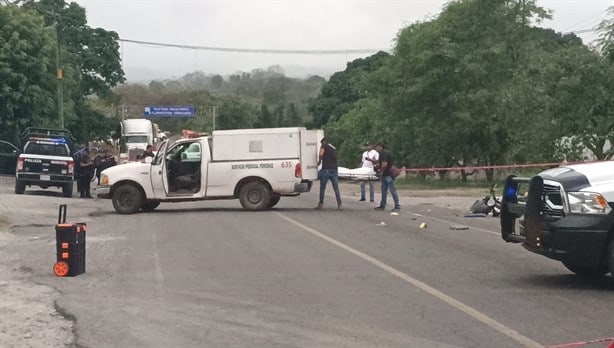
144, 156, 153, 164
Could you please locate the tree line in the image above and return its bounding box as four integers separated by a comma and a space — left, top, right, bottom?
112, 67, 325, 134
0, 0, 124, 146
1, 0, 612, 173
317, 0, 614, 179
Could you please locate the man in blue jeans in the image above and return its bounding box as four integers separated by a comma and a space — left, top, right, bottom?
374, 144, 400, 212
315, 138, 342, 210
359, 142, 378, 202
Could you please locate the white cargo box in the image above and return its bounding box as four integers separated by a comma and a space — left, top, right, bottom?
212, 127, 305, 161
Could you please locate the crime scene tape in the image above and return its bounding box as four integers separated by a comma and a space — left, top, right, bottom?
547, 337, 614, 348
398, 160, 609, 173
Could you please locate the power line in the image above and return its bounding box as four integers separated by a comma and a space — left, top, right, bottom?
566, 28, 597, 35
119, 27, 597, 55
118, 38, 383, 55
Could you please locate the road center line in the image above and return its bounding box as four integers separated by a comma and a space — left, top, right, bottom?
275, 212, 542, 348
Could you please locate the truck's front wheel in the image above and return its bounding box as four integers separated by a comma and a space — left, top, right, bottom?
239, 181, 271, 211
112, 184, 144, 214
562, 261, 608, 277
142, 200, 160, 212
267, 194, 281, 209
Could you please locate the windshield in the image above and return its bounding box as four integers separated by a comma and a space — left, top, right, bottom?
24, 143, 69, 157
124, 135, 149, 144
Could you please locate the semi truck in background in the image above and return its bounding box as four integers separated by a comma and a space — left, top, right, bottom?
120, 119, 157, 163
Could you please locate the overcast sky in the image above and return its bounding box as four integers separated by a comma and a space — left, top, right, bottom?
74, 0, 613, 82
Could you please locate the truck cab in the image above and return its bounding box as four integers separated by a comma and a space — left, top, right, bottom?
120, 119, 156, 163
98, 127, 322, 213
501, 161, 614, 281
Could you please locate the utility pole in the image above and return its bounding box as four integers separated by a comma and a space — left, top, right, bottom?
212, 106, 217, 131
52, 18, 64, 129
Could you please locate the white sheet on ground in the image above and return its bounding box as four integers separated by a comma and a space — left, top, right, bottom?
337, 167, 379, 181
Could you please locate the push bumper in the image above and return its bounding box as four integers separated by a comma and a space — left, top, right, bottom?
95, 185, 111, 198
522, 214, 611, 266
501, 175, 612, 267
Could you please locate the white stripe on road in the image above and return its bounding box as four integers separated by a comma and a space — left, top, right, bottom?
152, 231, 164, 297
275, 212, 543, 348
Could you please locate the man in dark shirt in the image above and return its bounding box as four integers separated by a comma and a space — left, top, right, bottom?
79, 148, 94, 198
142, 144, 155, 158
374, 143, 400, 212
315, 138, 342, 210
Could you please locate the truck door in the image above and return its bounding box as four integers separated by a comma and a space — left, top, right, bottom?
150, 140, 168, 199
299, 130, 323, 180
159, 140, 205, 196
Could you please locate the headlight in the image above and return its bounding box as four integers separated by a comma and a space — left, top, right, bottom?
101, 175, 109, 185
567, 192, 612, 214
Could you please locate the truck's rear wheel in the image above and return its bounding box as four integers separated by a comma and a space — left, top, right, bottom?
267, 194, 281, 209
562, 261, 608, 277
112, 184, 144, 214
608, 239, 614, 283
14, 180, 25, 194
239, 181, 271, 211
62, 183, 73, 197
142, 200, 160, 212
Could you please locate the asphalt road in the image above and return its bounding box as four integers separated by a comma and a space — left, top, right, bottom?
0, 176, 612, 348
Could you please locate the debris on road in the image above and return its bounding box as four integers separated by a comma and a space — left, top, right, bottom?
376, 221, 387, 227
450, 224, 469, 230
464, 213, 487, 218
419, 222, 427, 229
390, 212, 399, 216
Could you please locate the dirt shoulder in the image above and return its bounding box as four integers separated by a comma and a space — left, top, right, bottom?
0, 185, 75, 348
338, 182, 486, 198
337, 182, 484, 211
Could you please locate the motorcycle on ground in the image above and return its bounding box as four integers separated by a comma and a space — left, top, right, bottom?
469, 184, 502, 217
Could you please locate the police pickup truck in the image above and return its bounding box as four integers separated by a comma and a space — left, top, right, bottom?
501, 161, 614, 281
15, 128, 75, 197
97, 127, 322, 213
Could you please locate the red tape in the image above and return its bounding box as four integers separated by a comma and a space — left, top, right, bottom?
547, 337, 614, 348
397, 160, 609, 173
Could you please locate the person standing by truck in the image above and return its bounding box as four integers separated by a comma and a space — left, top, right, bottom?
143, 144, 155, 158
79, 148, 94, 198
374, 143, 400, 213
359, 142, 378, 202
315, 138, 342, 210
73, 146, 86, 194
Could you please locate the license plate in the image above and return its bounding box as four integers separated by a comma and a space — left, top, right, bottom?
40, 175, 50, 181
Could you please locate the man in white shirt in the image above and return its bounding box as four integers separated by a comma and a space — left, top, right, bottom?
359, 142, 379, 202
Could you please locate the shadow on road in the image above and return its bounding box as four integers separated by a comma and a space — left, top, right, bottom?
520, 274, 613, 291
88, 206, 328, 217
22, 190, 66, 198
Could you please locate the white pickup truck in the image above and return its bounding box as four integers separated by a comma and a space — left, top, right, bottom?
97, 127, 323, 213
